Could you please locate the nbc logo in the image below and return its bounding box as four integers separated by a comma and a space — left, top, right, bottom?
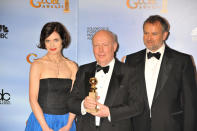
0, 25, 9, 39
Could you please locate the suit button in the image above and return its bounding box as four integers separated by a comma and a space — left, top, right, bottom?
112, 124, 115, 127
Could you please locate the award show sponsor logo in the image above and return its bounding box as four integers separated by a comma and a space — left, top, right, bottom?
87, 27, 109, 40
26, 53, 38, 64
30, 0, 70, 12
127, 0, 168, 13
0, 89, 11, 104
0, 25, 9, 39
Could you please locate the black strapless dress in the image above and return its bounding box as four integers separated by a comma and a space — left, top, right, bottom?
38, 78, 72, 115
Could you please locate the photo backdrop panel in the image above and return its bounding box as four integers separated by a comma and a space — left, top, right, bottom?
0, 0, 78, 130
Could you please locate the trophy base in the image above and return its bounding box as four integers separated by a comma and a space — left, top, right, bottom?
86, 92, 98, 113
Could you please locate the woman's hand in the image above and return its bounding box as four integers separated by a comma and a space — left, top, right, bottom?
43, 128, 53, 131
59, 124, 72, 131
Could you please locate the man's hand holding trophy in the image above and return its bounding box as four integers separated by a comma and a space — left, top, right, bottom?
84, 77, 110, 117
86, 77, 99, 113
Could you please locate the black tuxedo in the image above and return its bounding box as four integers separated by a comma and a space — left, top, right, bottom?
68, 59, 143, 131
125, 46, 197, 131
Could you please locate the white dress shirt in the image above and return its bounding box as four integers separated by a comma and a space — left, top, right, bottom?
145, 44, 165, 116
81, 58, 115, 126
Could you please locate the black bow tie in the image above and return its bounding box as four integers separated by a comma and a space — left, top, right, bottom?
96, 65, 109, 74
147, 52, 161, 60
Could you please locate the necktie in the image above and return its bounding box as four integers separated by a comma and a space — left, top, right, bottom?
147, 52, 161, 60
96, 65, 109, 74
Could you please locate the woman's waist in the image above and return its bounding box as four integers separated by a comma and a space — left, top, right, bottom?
39, 102, 69, 115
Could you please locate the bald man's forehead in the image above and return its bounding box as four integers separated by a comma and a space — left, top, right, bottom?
92, 30, 115, 43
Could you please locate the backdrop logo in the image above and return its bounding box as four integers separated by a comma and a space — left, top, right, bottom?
87, 27, 109, 40
30, 0, 70, 12
0, 25, 9, 39
127, 0, 168, 13
0, 89, 11, 104
26, 53, 38, 64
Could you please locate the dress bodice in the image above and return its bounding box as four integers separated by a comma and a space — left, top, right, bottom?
38, 78, 72, 115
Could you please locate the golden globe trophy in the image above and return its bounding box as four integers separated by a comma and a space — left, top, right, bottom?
86, 77, 98, 113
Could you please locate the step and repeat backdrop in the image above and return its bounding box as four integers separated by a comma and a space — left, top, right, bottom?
0, 0, 197, 130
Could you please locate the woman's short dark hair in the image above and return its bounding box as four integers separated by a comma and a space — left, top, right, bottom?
143, 15, 170, 33
37, 22, 71, 49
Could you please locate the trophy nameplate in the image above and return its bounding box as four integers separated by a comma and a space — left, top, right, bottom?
86, 77, 98, 113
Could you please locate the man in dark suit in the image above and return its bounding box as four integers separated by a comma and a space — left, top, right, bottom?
68, 30, 143, 131
125, 15, 197, 131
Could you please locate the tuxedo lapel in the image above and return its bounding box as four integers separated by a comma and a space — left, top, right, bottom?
84, 62, 97, 94
152, 46, 173, 106
104, 59, 123, 107
136, 50, 150, 108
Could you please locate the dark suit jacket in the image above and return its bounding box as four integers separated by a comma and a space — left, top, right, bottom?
68, 59, 143, 131
125, 46, 197, 131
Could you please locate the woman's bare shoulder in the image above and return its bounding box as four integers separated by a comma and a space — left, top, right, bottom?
30, 56, 47, 68
63, 58, 78, 71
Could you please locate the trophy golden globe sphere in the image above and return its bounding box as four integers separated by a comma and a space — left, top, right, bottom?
89, 77, 97, 87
